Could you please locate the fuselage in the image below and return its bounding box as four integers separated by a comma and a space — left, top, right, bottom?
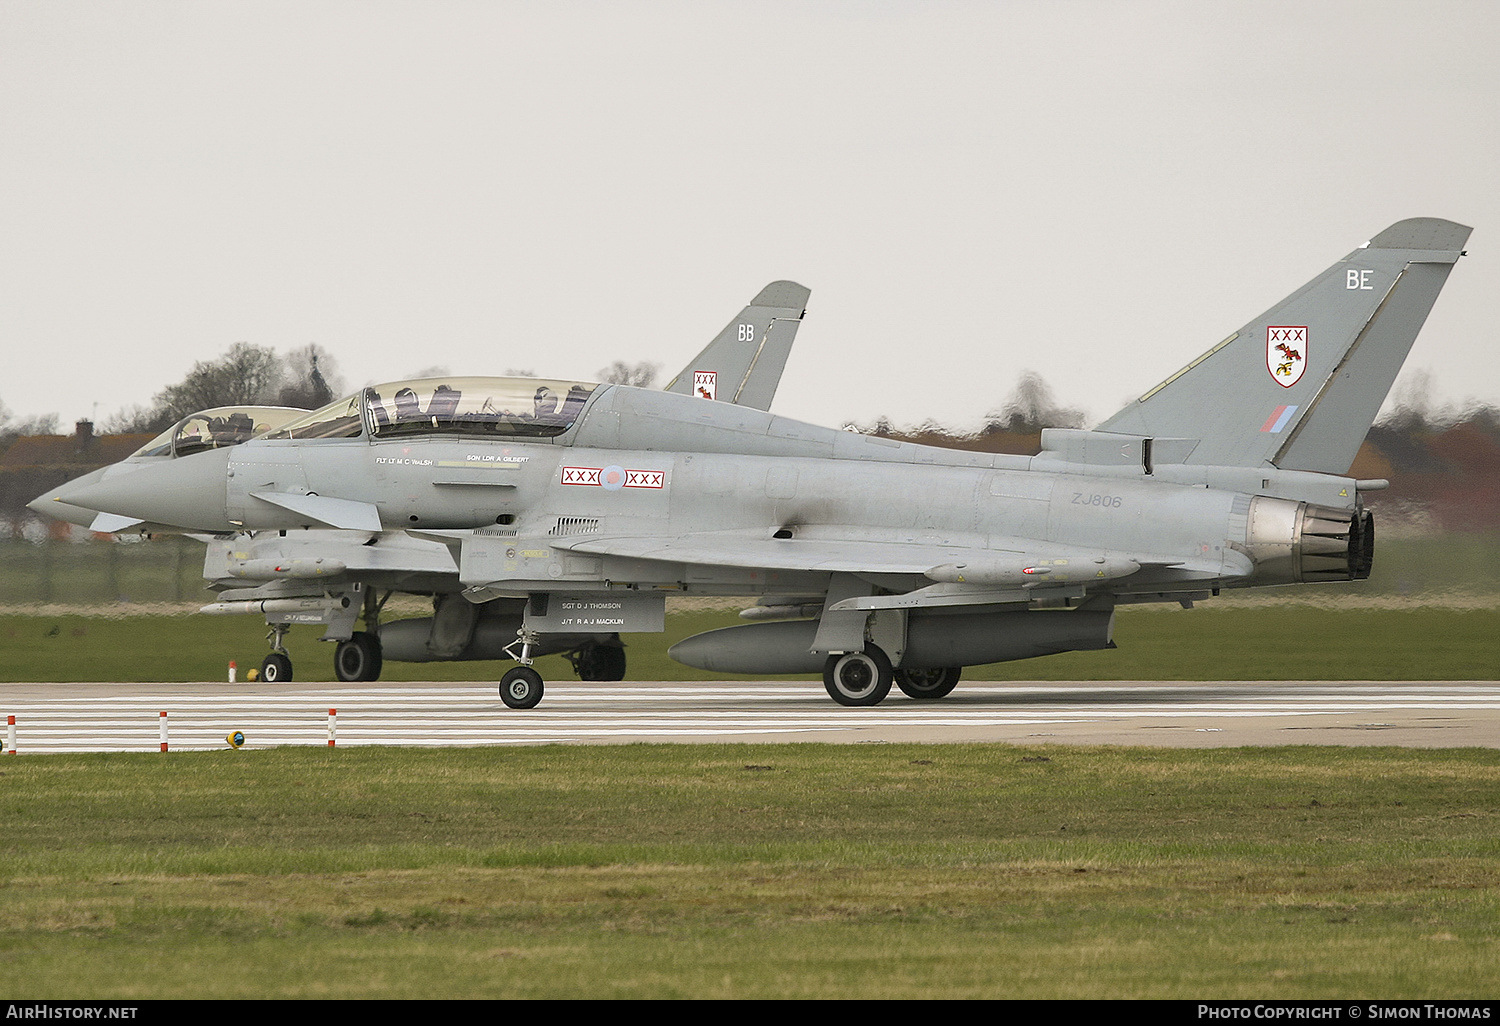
45, 377, 1370, 604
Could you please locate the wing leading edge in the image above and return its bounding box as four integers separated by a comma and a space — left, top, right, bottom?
547, 529, 1219, 607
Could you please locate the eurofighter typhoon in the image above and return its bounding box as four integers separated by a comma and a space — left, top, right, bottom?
34, 219, 1470, 708
31, 282, 812, 686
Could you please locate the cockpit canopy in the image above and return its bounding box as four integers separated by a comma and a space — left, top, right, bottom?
259, 377, 601, 441
131, 407, 307, 459
370, 377, 599, 439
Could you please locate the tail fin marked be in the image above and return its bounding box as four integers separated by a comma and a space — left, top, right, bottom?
663, 281, 810, 411
1098, 218, 1470, 474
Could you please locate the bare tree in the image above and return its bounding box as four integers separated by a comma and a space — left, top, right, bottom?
152, 342, 285, 422
98, 404, 167, 435
596, 360, 660, 388
1378, 368, 1443, 433
0, 396, 60, 449
983, 370, 1085, 434
98, 342, 350, 435
275, 344, 342, 410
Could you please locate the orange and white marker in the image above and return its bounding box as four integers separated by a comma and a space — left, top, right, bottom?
328, 708, 337, 747
159, 711, 168, 752
7, 714, 14, 754
228, 660, 237, 684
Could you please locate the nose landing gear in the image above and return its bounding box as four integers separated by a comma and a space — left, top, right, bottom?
260, 624, 294, 682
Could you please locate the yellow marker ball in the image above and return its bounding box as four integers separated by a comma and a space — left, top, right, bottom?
246, 668, 259, 682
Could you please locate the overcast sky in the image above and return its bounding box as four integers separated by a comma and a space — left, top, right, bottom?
3, 0, 1496, 435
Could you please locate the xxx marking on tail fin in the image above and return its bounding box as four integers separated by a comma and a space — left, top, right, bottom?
1097, 218, 1470, 474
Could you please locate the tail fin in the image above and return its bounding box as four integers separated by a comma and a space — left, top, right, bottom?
662, 280, 810, 410
1098, 218, 1470, 473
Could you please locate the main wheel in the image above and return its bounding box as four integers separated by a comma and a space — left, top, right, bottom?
894, 666, 961, 700
334, 632, 384, 682
576, 641, 627, 681
499, 666, 545, 709
822, 646, 893, 707
260, 652, 293, 683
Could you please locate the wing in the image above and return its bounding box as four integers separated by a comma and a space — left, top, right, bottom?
551, 527, 1221, 609
556, 529, 984, 574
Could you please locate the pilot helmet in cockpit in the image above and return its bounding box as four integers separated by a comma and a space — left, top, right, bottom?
533, 386, 560, 420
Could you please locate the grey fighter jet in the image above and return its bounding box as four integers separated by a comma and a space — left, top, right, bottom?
36, 219, 1469, 708
31, 281, 811, 684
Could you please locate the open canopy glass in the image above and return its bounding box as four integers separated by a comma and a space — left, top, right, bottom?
131, 407, 307, 458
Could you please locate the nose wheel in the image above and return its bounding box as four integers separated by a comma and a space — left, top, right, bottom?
260, 651, 293, 683
259, 623, 294, 682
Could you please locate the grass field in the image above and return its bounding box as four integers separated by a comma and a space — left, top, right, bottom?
2, 743, 1496, 999
2, 605, 1496, 683
1, 532, 1497, 684
2, 536, 1496, 1000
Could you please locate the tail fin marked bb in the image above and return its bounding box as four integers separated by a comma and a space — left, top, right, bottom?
663, 281, 810, 411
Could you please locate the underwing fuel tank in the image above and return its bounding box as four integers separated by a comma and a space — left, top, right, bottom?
378, 615, 613, 663
669, 608, 1116, 675
1236, 496, 1374, 585
380, 615, 523, 662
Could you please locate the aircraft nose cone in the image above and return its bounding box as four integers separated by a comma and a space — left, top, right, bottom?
27, 468, 111, 527
57, 448, 233, 532
26, 486, 63, 518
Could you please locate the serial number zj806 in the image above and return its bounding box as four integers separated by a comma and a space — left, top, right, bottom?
1071, 492, 1124, 508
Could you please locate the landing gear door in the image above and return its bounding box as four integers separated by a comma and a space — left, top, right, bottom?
522, 592, 666, 634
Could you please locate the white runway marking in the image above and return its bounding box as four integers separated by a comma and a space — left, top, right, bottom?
3, 680, 1500, 752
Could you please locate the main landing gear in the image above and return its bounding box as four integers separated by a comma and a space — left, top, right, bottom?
567, 639, 627, 682
335, 588, 388, 682
496, 634, 629, 709
334, 631, 383, 682
893, 666, 962, 700
823, 646, 893, 706
823, 646, 963, 706
500, 626, 546, 709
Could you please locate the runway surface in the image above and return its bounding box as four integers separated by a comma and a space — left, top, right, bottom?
3, 679, 1500, 752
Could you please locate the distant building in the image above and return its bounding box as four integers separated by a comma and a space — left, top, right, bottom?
0, 421, 151, 539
